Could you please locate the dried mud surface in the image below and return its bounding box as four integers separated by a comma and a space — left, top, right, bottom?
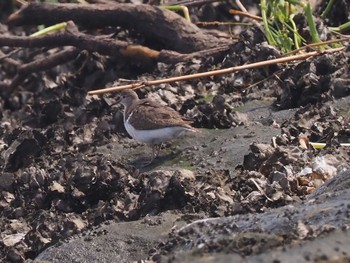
1, 1, 350, 262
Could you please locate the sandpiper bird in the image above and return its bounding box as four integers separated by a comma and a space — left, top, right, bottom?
116, 89, 198, 163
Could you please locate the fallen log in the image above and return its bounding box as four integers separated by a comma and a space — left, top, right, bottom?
8, 2, 230, 53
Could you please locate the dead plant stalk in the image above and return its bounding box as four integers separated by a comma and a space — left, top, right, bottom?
87, 47, 344, 95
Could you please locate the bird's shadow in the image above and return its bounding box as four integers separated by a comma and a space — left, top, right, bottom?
128, 149, 183, 172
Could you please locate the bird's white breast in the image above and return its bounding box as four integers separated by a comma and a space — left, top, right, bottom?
124, 112, 191, 145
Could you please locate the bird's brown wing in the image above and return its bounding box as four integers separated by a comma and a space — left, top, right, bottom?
128, 99, 192, 130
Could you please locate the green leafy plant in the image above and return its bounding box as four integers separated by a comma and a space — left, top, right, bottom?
328, 21, 350, 33
160, 5, 191, 22
260, 0, 321, 53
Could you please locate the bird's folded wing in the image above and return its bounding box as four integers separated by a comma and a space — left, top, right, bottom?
129, 100, 192, 130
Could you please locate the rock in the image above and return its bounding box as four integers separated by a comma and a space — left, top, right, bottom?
0, 172, 15, 191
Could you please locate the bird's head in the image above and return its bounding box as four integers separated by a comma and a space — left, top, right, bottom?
116, 89, 139, 107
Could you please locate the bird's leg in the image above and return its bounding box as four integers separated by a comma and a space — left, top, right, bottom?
139, 144, 162, 167
153, 144, 162, 159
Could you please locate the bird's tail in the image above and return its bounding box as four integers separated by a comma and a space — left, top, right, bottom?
184, 124, 200, 133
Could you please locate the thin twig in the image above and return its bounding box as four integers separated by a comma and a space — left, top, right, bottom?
167, 0, 224, 7
249, 178, 273, 202
229, 9, 263, 21
0, 50, 21, 66
235, 0, 262, 29
15, 0, 26, 5
284, 36, 350, 56
87, 47, 344, 95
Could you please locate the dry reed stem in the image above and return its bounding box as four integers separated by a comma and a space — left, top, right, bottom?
88, 47, 344, 95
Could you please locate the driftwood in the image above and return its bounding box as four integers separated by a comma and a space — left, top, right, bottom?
0, 21, 230, 63
0, 2, 233, 96
8, 2, 230, 53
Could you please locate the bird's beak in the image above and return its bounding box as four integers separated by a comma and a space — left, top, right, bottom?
115, 95, 122, 104
105, 95, 121, 107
